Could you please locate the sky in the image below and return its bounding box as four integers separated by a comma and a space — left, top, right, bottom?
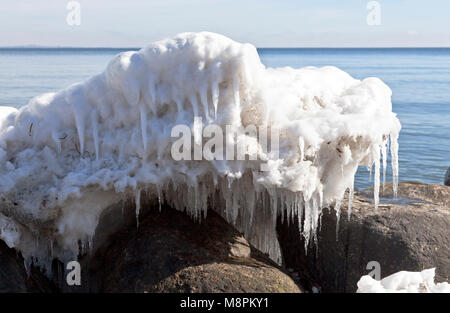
1, 0, 450, 47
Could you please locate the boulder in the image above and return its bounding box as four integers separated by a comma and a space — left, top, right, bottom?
1, 200, 302, 293
89, 205, 302, 293
277, 181, 450, 293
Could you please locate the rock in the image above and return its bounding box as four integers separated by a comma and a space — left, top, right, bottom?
90, 205, 302, 293
228, 236, 251, 259
1, 199, 301, 293
445, 167, 450, 186
277, 181, 450, 293
0, 240, 55, 293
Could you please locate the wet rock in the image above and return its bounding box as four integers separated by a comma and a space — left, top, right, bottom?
445, 167, 450, 186
277, 181, 450, 293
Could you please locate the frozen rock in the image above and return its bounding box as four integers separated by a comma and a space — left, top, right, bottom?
0, 32, 400, 269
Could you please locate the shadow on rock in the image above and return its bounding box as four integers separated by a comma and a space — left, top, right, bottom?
85, 202, 302, 293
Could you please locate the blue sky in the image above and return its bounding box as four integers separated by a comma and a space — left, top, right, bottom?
1, 0, 449, 47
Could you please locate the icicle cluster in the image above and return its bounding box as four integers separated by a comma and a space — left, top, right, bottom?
0, 32, 400, 270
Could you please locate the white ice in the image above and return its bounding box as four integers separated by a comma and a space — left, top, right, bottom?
0, 32, 401, 269
357, 268, 450, 293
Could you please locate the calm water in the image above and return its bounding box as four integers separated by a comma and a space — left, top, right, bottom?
0, 48, 449, 189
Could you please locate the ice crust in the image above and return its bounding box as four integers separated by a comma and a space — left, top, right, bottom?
0, 32, 400, 270
357, 268, 450, 293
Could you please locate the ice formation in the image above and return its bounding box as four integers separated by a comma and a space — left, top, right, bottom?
357, 268, 450, 293
0, 32, 401, 271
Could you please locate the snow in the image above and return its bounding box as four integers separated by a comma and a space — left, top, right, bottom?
357, 268, 450, 293
0, 32, 401, 270
0, 106, 18, 131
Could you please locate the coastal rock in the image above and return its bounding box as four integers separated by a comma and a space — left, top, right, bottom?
90, 205, 302, 293
445, 167, 450, 186
277, 181, 450, 292
1, 200, 301, 293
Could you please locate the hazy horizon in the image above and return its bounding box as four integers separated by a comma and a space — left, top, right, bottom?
2, 45, 450, 49
1, 0, 450, 48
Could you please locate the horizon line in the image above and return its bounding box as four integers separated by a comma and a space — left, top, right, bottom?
1, 45, 450, 50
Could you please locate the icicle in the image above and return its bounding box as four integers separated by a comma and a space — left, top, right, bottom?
139, 104, 148, 152
246, 188, 255, 225
285, 194, 290, 226
211, 82, 219, 119
311, 194, 319, 249
288, 193, 294, 226
147, 80, 157, 115
296, 193, 304, 234
193, 116, 203, 157
318, 189, 324, 231
390, 133, 399, 198
381, 140, 387, 193
231, 183, 239, 225
374, 146, 381, 210
193, 185, 199, 221
303, 199, 312, 252
315, 194, 321, 258
91, 111, 99, 161
271, 189, 278, 227
73, 110, 84, 155
135, 188, 141, 228
298, 137, 305, 161
334, 199, 342, 241
199, 87, 211, 122
175, 98, 184, 119
157, 186, 162, 212
189, 94, 199, 117
201, 183, 208, 219
292, 194, 297, 226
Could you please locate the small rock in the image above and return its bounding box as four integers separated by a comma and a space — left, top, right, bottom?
445, 167, 450, 186
228, 236, 251, 258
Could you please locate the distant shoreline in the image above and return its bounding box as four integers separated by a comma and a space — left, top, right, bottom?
1, 46, 450, 50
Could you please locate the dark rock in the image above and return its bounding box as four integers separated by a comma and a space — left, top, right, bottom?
89, 205, 302, 293
1, 199, 301, 293
445, 167, 450, 186
0, 240, 55, 292
277, 181, 450, 293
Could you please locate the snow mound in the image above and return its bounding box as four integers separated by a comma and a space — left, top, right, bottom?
357, 268, 450, 293
0, 32, 400, 271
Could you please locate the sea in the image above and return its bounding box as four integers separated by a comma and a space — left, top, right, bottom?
0, 47, 449, 190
